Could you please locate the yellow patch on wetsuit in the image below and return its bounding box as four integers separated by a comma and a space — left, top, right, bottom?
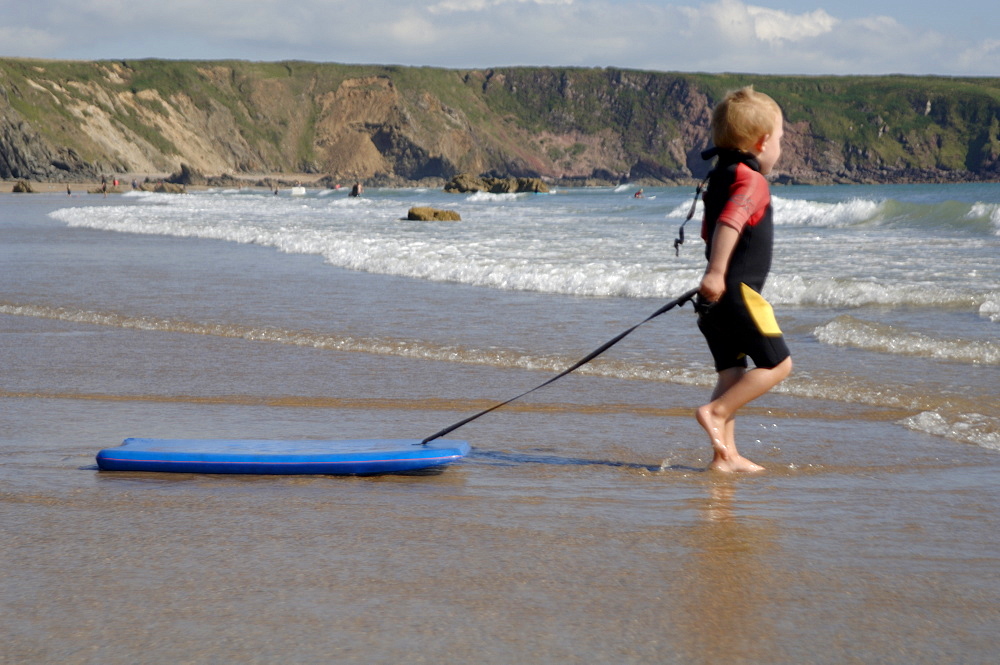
740, 283, 782, 336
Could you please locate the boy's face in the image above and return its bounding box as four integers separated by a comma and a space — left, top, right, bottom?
755, 111, 784, 176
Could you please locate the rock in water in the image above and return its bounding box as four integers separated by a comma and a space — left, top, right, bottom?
408, 206, 461, 221
444, 174, 549, 194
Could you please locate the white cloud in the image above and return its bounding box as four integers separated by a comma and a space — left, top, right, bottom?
746, 5, 838, 43
956, 38, 1000, 73
388, 13, 441, 44
430, 0, 573, 11
429, 0, 492, 12
0, 26, 63, 55
683, 0, 840, 45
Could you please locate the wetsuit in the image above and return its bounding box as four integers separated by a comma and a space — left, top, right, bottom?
697, 147, 790, 372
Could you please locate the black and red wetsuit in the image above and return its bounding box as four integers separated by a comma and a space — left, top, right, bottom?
697, 147, 790, 372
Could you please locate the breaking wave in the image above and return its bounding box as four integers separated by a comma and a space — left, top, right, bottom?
49, 188, 998, 317
814, 315, 1000, 365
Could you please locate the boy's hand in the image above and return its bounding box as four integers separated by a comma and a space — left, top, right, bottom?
699, 271, 726, 303
700, 224, 739, 303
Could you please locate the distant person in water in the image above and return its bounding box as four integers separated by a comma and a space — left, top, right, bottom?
634, 189, 644, 198
349, 181, 363, 197
693, 86, 792, 473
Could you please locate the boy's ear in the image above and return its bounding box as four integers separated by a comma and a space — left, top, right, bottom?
754, 133, 771, 153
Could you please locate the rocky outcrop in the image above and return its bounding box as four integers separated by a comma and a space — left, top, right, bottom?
166, 163, 206, 186
407, 206, 461, 221
444, 174, 550, 193
142, 181, 186, 193
0, 106, 96, 181
11, 180, 33, 192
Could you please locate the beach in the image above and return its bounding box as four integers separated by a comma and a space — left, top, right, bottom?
11, 174, 336, 195
2, 185, 998, 664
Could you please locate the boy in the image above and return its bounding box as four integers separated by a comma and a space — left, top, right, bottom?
695, 86, 792, 472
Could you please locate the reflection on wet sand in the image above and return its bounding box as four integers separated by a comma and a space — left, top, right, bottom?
672, 481, 779, 664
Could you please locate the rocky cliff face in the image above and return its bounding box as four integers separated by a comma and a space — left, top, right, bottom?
0, 87, 96, 180
1, 59, 998, 185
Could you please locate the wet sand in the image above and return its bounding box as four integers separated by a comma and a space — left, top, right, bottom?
2, 193, 999, 664
4, 398, 998, 664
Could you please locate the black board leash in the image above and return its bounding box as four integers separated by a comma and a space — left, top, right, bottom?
421, 287, 700, 445
674, 173, 710, 256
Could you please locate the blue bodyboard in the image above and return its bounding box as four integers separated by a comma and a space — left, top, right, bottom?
96, 437, 470, 475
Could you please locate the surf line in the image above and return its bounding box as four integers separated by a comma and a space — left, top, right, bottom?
421, 288, 700, 445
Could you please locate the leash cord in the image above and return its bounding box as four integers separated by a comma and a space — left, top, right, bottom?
421, 287, 699, 445
674, 175, 709, 256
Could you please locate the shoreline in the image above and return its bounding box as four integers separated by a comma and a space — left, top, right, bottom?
1, 173, 339, 195
4, 172, 998, 195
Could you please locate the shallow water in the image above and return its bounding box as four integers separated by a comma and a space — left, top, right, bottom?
2, 188, 999, 663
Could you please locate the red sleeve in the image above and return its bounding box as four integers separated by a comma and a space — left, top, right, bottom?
717, 163, 770, 233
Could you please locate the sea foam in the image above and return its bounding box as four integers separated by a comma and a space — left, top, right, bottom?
814, 315, 1000, 365
48, 186, 998, 313
900, 411, 1000, 451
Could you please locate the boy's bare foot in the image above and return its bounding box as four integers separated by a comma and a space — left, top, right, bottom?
697, 404, 765, 473
707, 454, 765, 473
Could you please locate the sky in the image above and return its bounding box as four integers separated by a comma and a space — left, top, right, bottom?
0, 0, 997, 77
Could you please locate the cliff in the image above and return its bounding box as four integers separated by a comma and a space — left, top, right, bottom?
2, 58, 999, 186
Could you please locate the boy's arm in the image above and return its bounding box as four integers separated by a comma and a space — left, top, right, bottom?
699, 224, 740, 302
700, 165, 766, 302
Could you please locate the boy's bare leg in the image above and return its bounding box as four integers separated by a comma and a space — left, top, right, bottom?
699, 367, 757, 472
697, 357, 792, 472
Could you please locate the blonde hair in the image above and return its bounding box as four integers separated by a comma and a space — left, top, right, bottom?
711, 86, 782, 152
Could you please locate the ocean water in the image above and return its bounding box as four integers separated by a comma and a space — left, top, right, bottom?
3, 182, 999, 664
32, 182, 1000, 450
